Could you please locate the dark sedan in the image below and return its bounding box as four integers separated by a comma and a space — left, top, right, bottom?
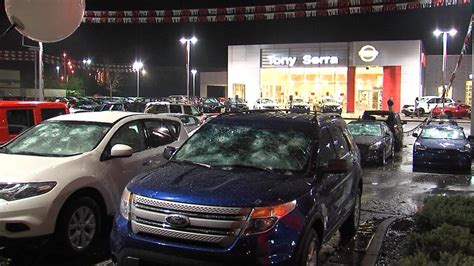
413, 124, 471, 172
362, 110, 406, 152
348, 121, 395, 165
201, 97, 223, 113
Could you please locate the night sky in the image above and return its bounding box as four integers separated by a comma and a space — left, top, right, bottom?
0, 1, 471, 97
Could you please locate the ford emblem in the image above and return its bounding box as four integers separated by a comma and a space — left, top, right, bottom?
165, 214, 190, 228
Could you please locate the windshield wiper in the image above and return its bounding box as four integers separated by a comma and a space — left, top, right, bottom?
172, 159, 212, 168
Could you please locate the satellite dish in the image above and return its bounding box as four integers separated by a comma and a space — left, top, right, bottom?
4, 0, 85, 43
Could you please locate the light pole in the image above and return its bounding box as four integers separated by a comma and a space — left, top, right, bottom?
133, 61, 144, 97
433, 28, 457, 109
55, 66, 60, 79
180, 36, 197, 99
191, 69, 197, 97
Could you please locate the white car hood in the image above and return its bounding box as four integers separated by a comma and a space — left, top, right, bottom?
0, 153, 84, 183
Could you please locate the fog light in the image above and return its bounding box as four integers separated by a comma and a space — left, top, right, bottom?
6, 223, 30, 233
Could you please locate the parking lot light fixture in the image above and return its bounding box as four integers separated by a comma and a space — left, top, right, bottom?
133, 61, 144, 97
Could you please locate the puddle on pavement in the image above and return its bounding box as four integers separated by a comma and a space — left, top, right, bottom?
321, 218, 383, 265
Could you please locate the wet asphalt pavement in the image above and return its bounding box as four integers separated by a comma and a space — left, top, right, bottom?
1, 120, 473, 265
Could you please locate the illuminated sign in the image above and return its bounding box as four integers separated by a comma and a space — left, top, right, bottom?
358, 45, 379, 62
267, 55, 339, 67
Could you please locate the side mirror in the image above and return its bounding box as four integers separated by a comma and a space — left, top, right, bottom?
163, 146, 177, 160
412, 132, 419, 138
320, 159, 350, 174
110, 144, 133, 158
148, 128, 176, 148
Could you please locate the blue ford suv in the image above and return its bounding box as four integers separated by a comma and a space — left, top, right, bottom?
111, 112, 362, 265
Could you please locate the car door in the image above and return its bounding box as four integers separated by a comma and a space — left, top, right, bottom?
382, 124, 393, 155
102, 120, 157, 207
318, 127, 354, 232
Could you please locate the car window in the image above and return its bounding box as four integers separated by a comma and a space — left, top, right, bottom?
342, 127, 356, 152
109, 121, 147, 153
41, 108, 67, 120
144, 119, 181, 146
146, 105, 169, 114
318, 128, 336, 167
329, 127, 350, 158
183, 105, 193, 115
420, 127, 465, 140
169, 104, 182, 113
190, 106, 202, 116
427, 99, 436, 104
6, 109, 35, 134
111, 104, 123, 111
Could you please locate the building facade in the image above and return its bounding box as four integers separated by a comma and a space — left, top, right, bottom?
228, 40, 425, 112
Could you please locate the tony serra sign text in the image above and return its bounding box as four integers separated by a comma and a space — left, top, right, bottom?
267, 55, 339, 67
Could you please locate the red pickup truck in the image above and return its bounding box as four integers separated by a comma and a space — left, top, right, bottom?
0, 101, 69, 144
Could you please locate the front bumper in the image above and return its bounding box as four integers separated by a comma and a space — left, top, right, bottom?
359, 147, 384, 164
0, 193, 58, 238
413, 150, 471, 169
111, 212, 304, 266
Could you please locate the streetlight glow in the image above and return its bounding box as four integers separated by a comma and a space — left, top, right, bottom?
433, 29, 442, 37
82, 58, 92, 65
191, 69, 197, 75
133, 61, 144, 71
133, 60, 144, 97
180, 37, 198, 98
56, 66, 60, 71
141, 69, 146, 76
449, 29, 457, 36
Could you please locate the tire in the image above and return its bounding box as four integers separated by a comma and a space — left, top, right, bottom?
380, 147, 387, 166
55, 196, 102, 254
339, 187, 361, 239
297, 229, 320, 266
418, 108, 425, 115
391, 145, 395, 161
445, 112, 452, 119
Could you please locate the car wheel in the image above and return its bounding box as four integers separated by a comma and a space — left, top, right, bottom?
419, 108, 425, 115
297, 229, 320, 266
391, 145, 395, 161
445, 112, 452, 119
339, 187, 361, 239
380, 147, 387, 166
56, 196, 101, 254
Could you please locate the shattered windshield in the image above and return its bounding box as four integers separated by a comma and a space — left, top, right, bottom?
420, 127, 465, 140
173, 123, 312, 173
348, 123, 382, 137
4, 121, 111, 157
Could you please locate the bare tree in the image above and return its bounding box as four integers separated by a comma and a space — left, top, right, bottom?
104, 69, 123, 98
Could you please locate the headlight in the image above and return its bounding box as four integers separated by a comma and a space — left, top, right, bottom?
369, 141, 383, 150
459, 144, 471, 153
0, 182, 57, 201
414, 142, 427, 151
120, 188, 133, 221
243, 200, 296, 235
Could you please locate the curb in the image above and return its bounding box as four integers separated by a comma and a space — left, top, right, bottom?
360, 217, 398, 266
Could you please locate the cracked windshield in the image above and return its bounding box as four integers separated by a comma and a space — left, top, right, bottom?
0, 0, 472, 266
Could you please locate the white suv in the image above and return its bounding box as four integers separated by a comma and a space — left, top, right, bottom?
417, 96, 454, 114
0, 112, 188, 253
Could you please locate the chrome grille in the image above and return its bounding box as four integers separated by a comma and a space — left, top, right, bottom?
131, 195, 251, 247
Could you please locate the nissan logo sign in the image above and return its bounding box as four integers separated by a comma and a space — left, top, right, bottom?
165, 214, 190, 228
358, 45, 379, 62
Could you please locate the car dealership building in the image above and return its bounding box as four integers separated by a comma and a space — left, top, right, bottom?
226, 40, 425, 113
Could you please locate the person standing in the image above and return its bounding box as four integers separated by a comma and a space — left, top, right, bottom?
414, 97, 419, 117
387, 97, 394, 112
